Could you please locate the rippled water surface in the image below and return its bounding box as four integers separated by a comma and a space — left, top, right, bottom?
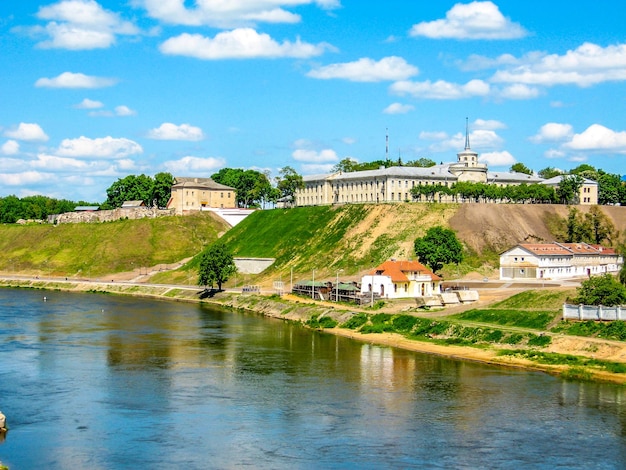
1, 288, 625, 469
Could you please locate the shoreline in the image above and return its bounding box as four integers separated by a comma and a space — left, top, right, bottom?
1, 276, 625, 385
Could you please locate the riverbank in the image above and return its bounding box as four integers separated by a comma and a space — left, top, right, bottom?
1, 276, 625, 384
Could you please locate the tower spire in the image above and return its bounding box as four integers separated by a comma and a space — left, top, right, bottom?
464, 117, 470, 150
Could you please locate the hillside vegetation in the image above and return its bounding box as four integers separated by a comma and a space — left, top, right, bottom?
0, 212, 229, 278
2, 203, 625, 284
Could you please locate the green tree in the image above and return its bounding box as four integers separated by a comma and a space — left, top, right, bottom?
212, 168, 272, 208
414, 226, 464, 273
538, 167, 563, 179
151, 172, 174, 208
197, 243, 237, 291
556, 174, 584, 205
572, 274, 626, 306
276, 166, 304, 206
104, 174, 154, 209
404, 157, 436, 168
333, 158, 358, 173
510, 162, 533, 175
570, 164, 599, 181
597, 173, 623, 205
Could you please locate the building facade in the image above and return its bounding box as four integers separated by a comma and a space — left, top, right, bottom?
296, 126, 598, 207
167, 177, 237, 215
361, 260, 442, 299
499, 242, 623, 280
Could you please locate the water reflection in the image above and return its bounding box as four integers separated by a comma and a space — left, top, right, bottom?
1, 288, 626, 469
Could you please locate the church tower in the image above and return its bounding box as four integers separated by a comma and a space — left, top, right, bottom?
449, 118, 488, 183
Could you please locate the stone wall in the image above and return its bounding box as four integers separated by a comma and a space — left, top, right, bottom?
50, 207, 173, 224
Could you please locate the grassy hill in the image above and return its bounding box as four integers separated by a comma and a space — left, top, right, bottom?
2, 203, 625, 286
0, 212, 230, 278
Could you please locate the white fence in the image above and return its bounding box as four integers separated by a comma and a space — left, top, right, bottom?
563, 304, 626, 321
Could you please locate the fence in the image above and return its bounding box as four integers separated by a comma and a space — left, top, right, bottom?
562, 304, 626, 321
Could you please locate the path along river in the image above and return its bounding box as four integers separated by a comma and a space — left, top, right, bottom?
1, 288, 625, 469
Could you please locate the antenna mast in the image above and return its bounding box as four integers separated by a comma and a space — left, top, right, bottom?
385, 128, 389, 161
465, 117, 470, 150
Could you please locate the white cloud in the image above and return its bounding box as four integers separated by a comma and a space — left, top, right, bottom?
563, 124, 626, 153
529, 123, 574, 144
4, 123, 49, 142
390, 79, 490, 100
308, 56, 418, 82
301, 163, 335, 174
1, 140, 20, 155
419, 131, 449, 141
147, 123, 204, 141
479, 151, 515, 167
115, 105, 136, 116
498, 83, 541, 99
75, 98, 104, 109
0, 171, 49, 186
342, 137, 356, 145
383, 103, 415, 114
35, 0, 139, 50
56, 136, 143, 158
473, 119, 506, 130
31, 153, 90, 171
139, 0, 339, 28
409, 1, 526, 40
163, 156, 226, 174
160, 29, 333, 59
35, 71, 117, 88
293, 148, 339, 163
490, 42, 626, 88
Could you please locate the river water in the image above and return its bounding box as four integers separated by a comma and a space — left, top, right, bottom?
0, 288, 625, 469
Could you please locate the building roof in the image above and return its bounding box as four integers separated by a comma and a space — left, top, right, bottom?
369, 260, 441, 282
512, 242, 616, 257
542, 175, 597, 187
121, 200, 145, 208
172, 177, 235, 191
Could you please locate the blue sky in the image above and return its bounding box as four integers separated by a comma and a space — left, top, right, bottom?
1, 0, 625, 202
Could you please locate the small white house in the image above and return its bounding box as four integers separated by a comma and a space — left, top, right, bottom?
500, 242, 623, 280
361, 260, 442, 299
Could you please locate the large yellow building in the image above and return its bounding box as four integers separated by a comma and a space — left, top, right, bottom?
167, 177, 237, 215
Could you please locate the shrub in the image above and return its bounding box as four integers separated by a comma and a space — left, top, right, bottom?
341, 313, 368, 330
527, 334, 552, 347
392, 315, 419, 332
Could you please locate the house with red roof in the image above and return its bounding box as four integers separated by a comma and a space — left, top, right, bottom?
500, 242, 623, 280
360, 260, 442, 299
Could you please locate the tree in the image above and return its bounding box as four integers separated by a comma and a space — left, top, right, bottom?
556, 174, 584, 205
152, 172, 175, 208
510, 162, 533, 175
333, 158, 358, 173
405, 158, 436, 168
538, 167, 563, 179
597, 173, 623, 205
104, 174, 156, 208
197, 243, 237, 291
276, 166, 304, 206
414, 226, 464, 273
572, 274, 626, 306
212, 168, 272, 208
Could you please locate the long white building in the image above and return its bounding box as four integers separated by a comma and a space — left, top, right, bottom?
296, 128, 597, 206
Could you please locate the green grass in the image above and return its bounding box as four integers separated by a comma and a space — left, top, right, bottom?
452, 308, 558, 330
551, 320, 626, 341
491, 289, 574, 310
498, 349, 626, 375
0, 212, 228, 277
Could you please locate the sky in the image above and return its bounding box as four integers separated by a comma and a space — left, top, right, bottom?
1, 0, 625, 203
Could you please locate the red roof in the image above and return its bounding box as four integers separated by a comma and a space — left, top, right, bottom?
369, 260, 441, 282
519, 242, 615, 256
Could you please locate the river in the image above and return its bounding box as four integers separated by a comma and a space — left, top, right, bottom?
0, 288, 625, 469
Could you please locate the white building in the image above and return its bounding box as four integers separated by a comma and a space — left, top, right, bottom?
499, 243, 623, 280
361, 260, 442, 299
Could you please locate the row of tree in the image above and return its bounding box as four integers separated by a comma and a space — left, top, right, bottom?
0, 195, 95, 224
103, 172, 175, 209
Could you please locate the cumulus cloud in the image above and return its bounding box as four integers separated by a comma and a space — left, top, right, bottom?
409, 1, 526, 40
35, 71, 117, 88
301, 163, 336, 174
308, 56, 418, 82
293, 148, 339, 163
390, 79, 490, 100
75, 98, 104, 109
160, 29, 332, 59
163, 156, 226, 174
34, 0, 139, 50
473, 119, 506, 130
529, 123, 574, 143
114, 105, 136, 116
4, 123, 49, 142
563, 124, 626, 153
498, 83, 541, 99
56, 136, 143, 158
147, 123, 205, 141
31, 153, 90, 171
490, 42, 626, 88
383, 103, 415, 114
479, 151, 515, 167
139, 0, 339, 28
1, 140, 20, 155
0, 171, 49, 186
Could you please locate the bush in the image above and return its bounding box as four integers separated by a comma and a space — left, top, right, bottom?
527, 334, 552, 347
392, 315, 419, 332
341, 313, 368, 330
572, 274, 626, 306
